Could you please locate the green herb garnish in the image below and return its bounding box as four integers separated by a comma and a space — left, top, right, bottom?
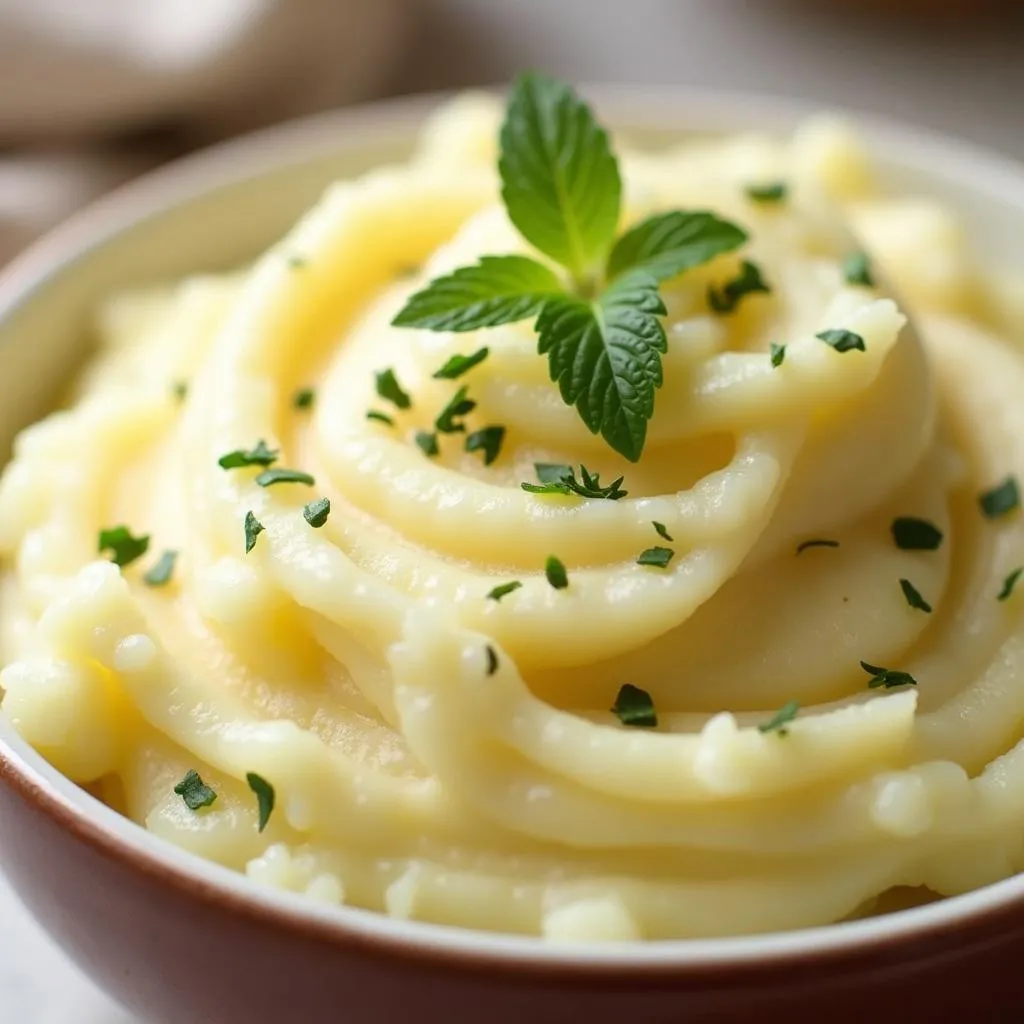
891, 517, 943, 551
293, 387, 315, 410
998, 568, 1023, 602
745, 182, 787, 203
415, 431, 439, 457
218, 440, 278, 470
465, 426, 505, 465
796, 538, 839, 555
303, 498, 331, 528
375, 368, 411, 410
545, 555, 569, 589
98, 525, 150, 568
817, 328, 866, 353
485, 646, 499, 676
287, 256, 307, 269
843, 251, 875, 288
770, 342, 786, 368
392, 74, 747, 463
980, 476, 1020, 519
487, 580, 522, 602
174, 769, 217, 811
435, 385, 476, 434
860, 661, 918, 689
707, 260, 770, 314
653, 521, 673, 542
366, 410, 395, 426
433, 347, 490, 379
899, 578, 932, 613
246, 772, 275, 833
611, 683, 657, 728
244, 511, 264, 554
758, 700, 799, 736
255, 468, 315, 488
521, 463, 627, 500
143, 550, 177, 587
637, 546, 674, 568
172, 381, 188, 402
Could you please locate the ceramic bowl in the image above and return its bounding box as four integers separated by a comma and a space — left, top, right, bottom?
2, 90, 1024, 1024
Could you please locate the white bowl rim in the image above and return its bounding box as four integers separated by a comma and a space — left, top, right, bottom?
3, 84, 1024, 974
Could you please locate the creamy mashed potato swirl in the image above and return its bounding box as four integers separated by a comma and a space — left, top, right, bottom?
4, 95, 1024, 941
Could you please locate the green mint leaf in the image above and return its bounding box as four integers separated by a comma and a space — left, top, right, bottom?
143, 550, 177, 587
293, 387, 315, 410
366, 410, 394, 426
244, 511, 264, 554
653, 521, 673, 542
255, 468, 314, 488
770, 342, 786, 368
899, 578, 932, 613
538, 270, 665, 463
499, 73, 621, 279
433, 347, 490, 379
860, 661, 918, 689
174, 769, 217, 811
980, 476, 1020, 519
522, 463, 627, 500
487, 580, 522, 602
171, 381, 188, 402
843, 251, 875, 287
611, 683, 657, 728
707, 260, 770, 314
218, 440, 278, 469
758, 699, 799, 736
246, 772, 275, 833
375, 368, 411, 410
303, 497, 331, 528
393, 256, 563, 333
465, 426, 505, 465
999, 568, 1023, 602
606, 210, 747, 283
485, 645, 499, 676
796, 538, 839, 555
545, 555, 569, 589
817, 328, 866, 353
745, 182, 788, 203
415, 431, 439, 457
98, 525, 150, 568
637, 546, 674, 568
891, 517, 943, 551
435, 386, 476, 434
536, 463, 573, 484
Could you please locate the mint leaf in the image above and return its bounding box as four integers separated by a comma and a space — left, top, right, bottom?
611, 684, 657, 728
98, 525, 150, 568
303, 498, 331, 528
607, 211, 747, 283
415, 430, 439, 457
375, 368, 411, 410
219, 440, 278, 469
246, 772, 275, 833
465, 426, 505, 465
860, 661, 917, 690
255, 468, 314, 488
545, 555, 569, 589
143, 550, 177, 587
499, 73, 621, 279
537, 270, 665, 462
487, 580, 522, 601
637, 546, 674, 568
707, 260, 770, 314
393, 256, 563, 332
435, 386, 476, 434
174, 769, 217, 811
522, 463, 627, 500
758, 700, 799, 735
999, 568, 1023, 602
432, 347, 489, 379
980, 476, 1020, 519
843, 251, 875, 288
745, 182, 788, 204
244, 511, 264, 554
899, 578, 932, 613
817, 329, 866, 354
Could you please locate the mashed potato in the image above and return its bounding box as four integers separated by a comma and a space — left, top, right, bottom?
3, 93, 1024, 941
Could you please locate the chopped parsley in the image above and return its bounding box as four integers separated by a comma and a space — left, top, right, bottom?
255, 468, 315, 488
653, 521, 673, 542
796, 538, 839, 555
435, 386, 476, 433
545, 555, 569, 589
293, 387, 315, 410
816, 328, 866, 353
611, 683, 657, 728
415, 431, 439, 457
366, 410, 395, 426
758, 700, 800, 736
487, 580, 522, 602
770, 342, 786, 368
465, 425, 505, 466
303, 497, 331, 528
999, 568, 1023, 602
860, 661, 918, 689
143, 550, 177, 587
637, 546, 674, 568
218, 440, 278, 469
244, 511, 264, 554
246, 772, 275, 833
174, 769, 217, 811
843, 251, 875, 288
899, 578, 932, 613
745, 182, 787, 203
485, 646, 499, 676
891, 517, 943, 551
98, 525, 150, 568
522, 463, 627, 500
433, 348, 489, 380
707, 260, 770, 314
375, 368, 412, 410
979, 476, 1020, 519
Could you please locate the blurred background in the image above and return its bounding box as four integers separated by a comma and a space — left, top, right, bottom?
1, 0, 1024, 1020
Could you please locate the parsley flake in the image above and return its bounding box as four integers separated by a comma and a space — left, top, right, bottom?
487, 580, 522, 602
980, 477, 1020, 519
375, 368, 411, 410
143, 550, 177, 587
415, 431, 439, 457
860, 661, 918, 689
433, 348, 489, 380
98, 525, 150, 568
435, 386, 476, 434
770, 342, 786, 368
707, 260, 771, 314
637, 546, 674, 568
485, 646, 499, 676
465, 426, 505, 466
293, 387, 315, 410
843, 251, 875, 288
745, 182, 788, 203
653, 521, 673, 542
244, 511, 264, 554
255, 468, 315, 488
817, 328, 866, 353
366, 410, 395, 426
545, 555, 569, 590
218, 440, 278, 470
891, 517, 943, 551
758, 700, 800, 736
899, 578, 932, 613
174, 769, 217, 811
611, 683, 657, 728
246, 772, 275, 833
796, 538, 839, 555
521, 463, 627, 500
303, 498, 331, 528
999, 568, 1023, 602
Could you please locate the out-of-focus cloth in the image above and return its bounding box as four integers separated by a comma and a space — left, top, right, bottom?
0, 0, 410, 262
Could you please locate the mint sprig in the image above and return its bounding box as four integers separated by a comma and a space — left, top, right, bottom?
391, 73, 748, 462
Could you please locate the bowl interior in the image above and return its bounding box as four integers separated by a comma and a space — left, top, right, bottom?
3, 86, 1024, 967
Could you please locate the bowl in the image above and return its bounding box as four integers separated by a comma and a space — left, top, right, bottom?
3, 88, 1024, 1024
